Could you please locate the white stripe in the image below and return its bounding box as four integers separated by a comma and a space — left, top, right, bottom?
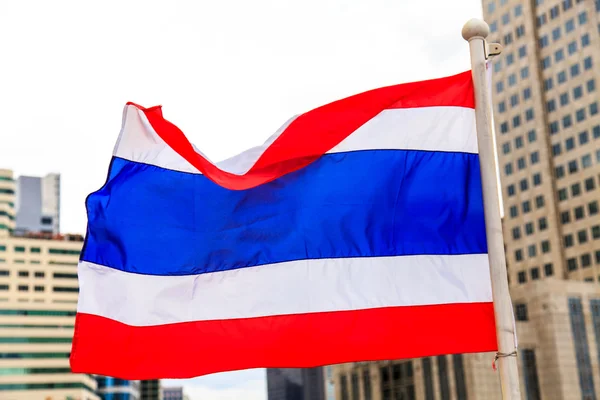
77, 254, 492, 327
112, 105, 477, 175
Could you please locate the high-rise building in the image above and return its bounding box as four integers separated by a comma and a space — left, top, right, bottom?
485, 0, 600, 284
162, 386, 183, 400
140, 380, 162, 400
267, 368, 325, 400
0, 168, 98, 400
15, 173, 60, 235
333, 2, 600, 399
95, 376, 140, 400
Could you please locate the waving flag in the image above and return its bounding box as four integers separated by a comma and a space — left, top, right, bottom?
70, 70, 497, 379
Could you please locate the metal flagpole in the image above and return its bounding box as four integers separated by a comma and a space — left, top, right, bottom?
462, 18, 522, 400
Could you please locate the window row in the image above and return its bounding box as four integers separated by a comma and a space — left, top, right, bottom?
506, 173, 544, 197
564, 223, 600, 248
501, 130, 538, 154
544, 57, 593, 91
511, 217, 549, 240
556, 152, 600, 179
559, 175, 600, 202
516, 263, 554, 286
547, 79, 596, 113
537, 9, 587, 29
549, 102, 600, 135
552, 125, 600, 156
0, 245, 80, 256
567, 250, 600, 272
514, 240, 552, 262
508, 195, 545, 219
500, 108, 536, 133
0, 285, 78, 293
504, 154, 541, 176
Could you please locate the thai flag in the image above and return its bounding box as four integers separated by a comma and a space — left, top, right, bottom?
70, 70, 497, 379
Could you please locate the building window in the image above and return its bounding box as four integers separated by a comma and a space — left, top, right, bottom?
18, 285, 28, 292
552, 27, 562, 41
568, 257, 578, 271
351, 373, 359, 400
544, 78, 553, 91
558, 71, 567, 84
531, 267, 540, 281
497, 81, 504, 93
513, 115, 521, 128
531, 152, 539, 165
582, 34, 590, 47
535, 195, 544, 208
528, 244, 537, 258
499, 102, 506, 113
579, 130, 589, 145
563, 0, 573, 10
520, 179, 529, 191
586, 178, 596, 191
510, 205, 518, 218
552, 143, 561, 155
594, 226, 600, 239
506, 53, 514, 65
589, 201, 599, 216
525, 223, 534, 236
584, 57, 593, 70
588, 80, 596, 93
528, 130, 536, 143
422, 358, 434, 400
559, 188, 568, 201
452, 354, 467, 400
555, 49, 564, 62
52, 287, 79, 293
563, 115, 572, 129
505, 163, 513, 175
508, 185, 515, 197
538, 217, 547, 231
544, 263, 553, 276
548, 99, 557, 113
34, 286, 44, 292
501, 122, 509, 134
578, 11, 587, 25
541, 56, 551, 70
575, 206, 585, 220
550, 121, 559, 135
516, 250, 523, 262
502, 12, 510, 25
14, 246, 25, 253
437, 356, 450, 400
572, 183, 581, 197
509, 74, 517, 87
582, 254, 592, 268
574, 86, 583, 99
569, 160, 578, 174
341, 375, 348, 400
502, 142, 511, 154
540, 35, 549, 48
521, 67, 529, 80
518, 157, 526, 170
523, 88, 531, 100
571, 64, 581, 78
516, 24, 525, 38
576, 108, 586, 122
522, 201, 531, 213
518, 46, 527, 58
516, 303, 528, 321
522, 350, 542, 400
512, 227, 521, 240
541, 240, 550, 254
569, 298, 596, 398
18, 271, 29, 277
533, 174, 541, 186
566, 19, 575, 32
590, 103, 598, 116
566, 137, 575, 151
518, 271, 526, 283
565, 234, 574, 248
526, 109, 534, 121
568, 41, 578, 55
557, 166, 565, 180
582, 154, 592, 169
578, 230, 588, 244
362, 369, 372, 400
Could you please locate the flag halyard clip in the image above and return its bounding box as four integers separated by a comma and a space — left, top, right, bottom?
492, 350, 518, 371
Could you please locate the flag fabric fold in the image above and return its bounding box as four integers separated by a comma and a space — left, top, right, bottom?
70, 70, 497, 379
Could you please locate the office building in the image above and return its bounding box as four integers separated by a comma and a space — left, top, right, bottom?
15, 173, 60, 235
162, 386, 183, 400
333, 1, 600, 399
267, 367, 325, 400
486, 0, 600, 284
96, 376, 140, 400
0, 168, 98, 400
140, 380, 162, 400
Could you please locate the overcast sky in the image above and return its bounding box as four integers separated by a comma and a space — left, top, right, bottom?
0, 0, 483, 398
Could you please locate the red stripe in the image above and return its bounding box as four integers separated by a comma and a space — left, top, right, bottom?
127, 70, 474, 190
70, 302, 496, 379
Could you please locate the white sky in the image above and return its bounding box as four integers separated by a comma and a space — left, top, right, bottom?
0, 0, 483, 398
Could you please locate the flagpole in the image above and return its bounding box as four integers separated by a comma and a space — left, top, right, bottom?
462, 18, 522, 400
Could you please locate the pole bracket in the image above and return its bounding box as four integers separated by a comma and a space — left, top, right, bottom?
487, 42, 503, 58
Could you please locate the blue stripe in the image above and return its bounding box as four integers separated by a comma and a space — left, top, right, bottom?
82, 150, 487, 276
